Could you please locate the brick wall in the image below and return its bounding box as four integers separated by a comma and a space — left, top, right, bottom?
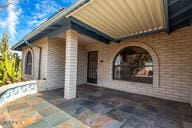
191, 86, 192, 106
22, 36, 88, 92
22, 37, 48, 91
86, 26, 192, 103
46, 38, 87, 90
77, 45, 87, 85
21, 26, 192, 104
46, 38, 65, 90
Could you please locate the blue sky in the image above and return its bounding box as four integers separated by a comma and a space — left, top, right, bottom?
0, 0, 77, 46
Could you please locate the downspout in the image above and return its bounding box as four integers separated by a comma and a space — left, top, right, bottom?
25, 41, 42, 80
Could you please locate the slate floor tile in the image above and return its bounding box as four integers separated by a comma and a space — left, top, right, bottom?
91, 115, 123, 128
57, 102, 87, 117
77, 109, 102, 126
78, 99, 98, 108
72, 106, 88, 117
107, 109, 130, 122
138, 104, 158, 113
13, 112, 42, 128
117, 103, 136, 113
90, 103, 113, 114
24, 93, 42, 100
33, 101, 50, 111
101, 99, 120, 108
122, 115, 155, 128
47, 97, 67, 105
26, 97, 45, 106
91, 91, 104, 97
157, 106, 181, 121
86, 95, 99, 101
25, 119, 51, 128
155, 115, 183, 128
180, 111, 192, 123
66, 105, 88, 117
7, 103, 29, 112
131, 107, 157, 122
8, 107, 36, 120
44, 111, 72, 126
56, 118, 90, 128
5, 98, 26, 107
37, 105, 60, 117
2, 84, 192, 128
183, 121, 192, 128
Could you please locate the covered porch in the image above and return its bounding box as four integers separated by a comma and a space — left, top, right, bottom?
41, 0, 192, 102
11, 0, 192, 104
8, 0, 192, 127
49, 25, 192, 105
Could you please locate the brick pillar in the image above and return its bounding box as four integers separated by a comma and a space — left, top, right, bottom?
64, 30, 78, 99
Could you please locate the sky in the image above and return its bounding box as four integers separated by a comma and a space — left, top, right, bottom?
0, 0, 77, 47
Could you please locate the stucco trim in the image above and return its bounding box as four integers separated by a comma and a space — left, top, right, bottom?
110, 41, 160, 87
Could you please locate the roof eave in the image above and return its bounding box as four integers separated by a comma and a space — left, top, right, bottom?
12, 0, 91, 50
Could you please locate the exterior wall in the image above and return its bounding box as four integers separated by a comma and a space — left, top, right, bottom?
22, 37, 48, 80
46, 38, 87, 90
191, 86, 192, 106
22, 37, 48, 91
77, 45, 87, 85
86, 26, 192, 103
191, 73, 192, 106
21, 26, 192, 104
46, 38, 65, 90
22, 36, 88, 91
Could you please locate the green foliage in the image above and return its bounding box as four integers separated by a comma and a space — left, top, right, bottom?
0, 34, 22, 86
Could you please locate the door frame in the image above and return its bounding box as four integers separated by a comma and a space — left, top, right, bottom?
87, 51, 98, 84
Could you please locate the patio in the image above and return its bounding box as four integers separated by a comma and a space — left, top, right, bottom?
1, 84, 192, 128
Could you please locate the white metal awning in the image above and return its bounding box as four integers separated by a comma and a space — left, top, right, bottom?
68, 0, 166, 39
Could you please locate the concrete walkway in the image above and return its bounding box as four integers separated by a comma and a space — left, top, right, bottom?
1, 84, 192, 128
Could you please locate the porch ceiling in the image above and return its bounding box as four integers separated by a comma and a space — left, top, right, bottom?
56, 32, 101, 45
69, 0, 166, 39
12, 0, 192, 51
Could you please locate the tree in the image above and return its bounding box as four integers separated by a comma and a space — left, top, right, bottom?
0, 0, 13, 9
0, 0, 26, 11
0, 34, 22, 86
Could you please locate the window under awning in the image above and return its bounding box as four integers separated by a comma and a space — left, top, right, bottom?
68, 0, 166, 40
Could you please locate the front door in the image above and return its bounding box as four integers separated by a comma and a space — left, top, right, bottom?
87, 51, 98, 84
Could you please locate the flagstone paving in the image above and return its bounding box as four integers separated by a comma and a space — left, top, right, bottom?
1, 84, 192, 128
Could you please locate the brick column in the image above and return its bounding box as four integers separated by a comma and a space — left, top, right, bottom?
64, 30, 78, 99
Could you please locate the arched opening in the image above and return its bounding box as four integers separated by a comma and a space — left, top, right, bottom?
113, 46, 153, 84
25, 51, 32, 75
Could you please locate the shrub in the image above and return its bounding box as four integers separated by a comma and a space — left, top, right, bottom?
0, 34, 22, 86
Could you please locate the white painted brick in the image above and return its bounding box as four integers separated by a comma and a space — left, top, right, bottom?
64, 30, 78, 99
22, 26, 192, 105
86, 26, 192, 104
22, 37, 48, 90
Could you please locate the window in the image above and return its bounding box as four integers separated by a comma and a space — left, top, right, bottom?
113, 46, 153, 84
25, 51, 32, 75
